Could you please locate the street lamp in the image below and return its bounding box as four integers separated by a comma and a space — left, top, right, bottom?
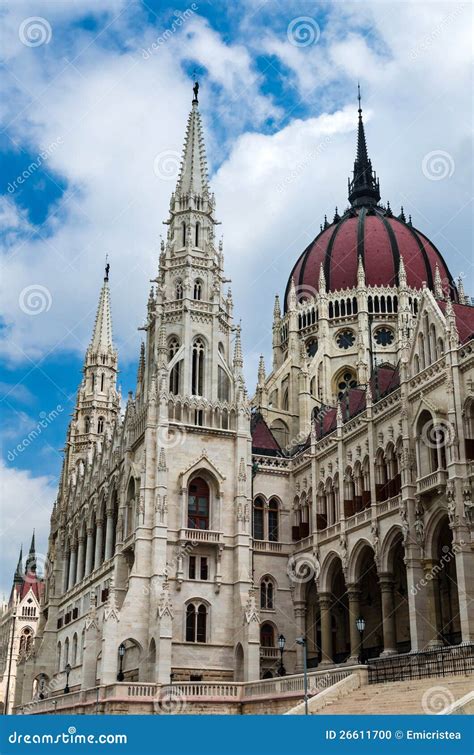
277, 634, 286, 677
117, 643, 125, 681
296, 637, 308, 715
64, 663, 71, 694
356, 616, 366, 664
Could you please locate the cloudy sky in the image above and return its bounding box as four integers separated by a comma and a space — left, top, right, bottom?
0, 0, 472, 595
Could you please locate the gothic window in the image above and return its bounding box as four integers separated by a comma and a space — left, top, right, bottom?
374, 328, 394, 347
100, 373, 105, 391
168, 338, 181, 395
260, 623, 274, 647
270, 419, 289, 450
97, 416, 104, 434
268, 499, 279, 542
175, 280, 183, 300
217, 366, 229, 401
185, 602, 207, 643
57, 642, 61, 672
195, 222, 200, 247
64, 637, 69, 668
306, 338, 318, 357
72, 633, 78, 665
188, 556, 209, 580
252, 497, 264, 541
84, 416, 91, 433
188, 477, 210, 530
282, 387, 289, 411
19, 627, 33, 659
91, 374, 95, 391
182, 222, 186, 246
260, 578, 274, 610
336, 330, 355, 349
189, 556, 196, 579
191, 338, 205, 396
336, 370, 357, 400
193, 279, 202, 300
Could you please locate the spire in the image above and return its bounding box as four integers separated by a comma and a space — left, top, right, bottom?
175, 81, 210, 197
357, 254, 365, 287
434, 264, 444, 299
25, 531, 36, 574
89, 267, 114, 353
457, 275, 468, 305
318, 263, 327, 294
13, 545, 23, 583
233, 324, 243, 371
348, 85, 380, 207
399, 255, 407, 288
273, 294, 281, 321
137, 342, 145, 383
257, 354, 266, 386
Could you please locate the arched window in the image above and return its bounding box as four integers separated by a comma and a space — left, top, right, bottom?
260, 577, 274, 610
168, 338, 181, 395
91, 373, 95, 391
193, 280, 202, 300
195, 222, 200, 247
188, 477, 210, 530
175, 280, 183, 300
270, 419, 289, 450
57, 642, 62, 672
19, 627, 33, 659
253, 497, 264, 540
335, 368, 357, 400
72, 633, 78, 665
97, 416, 104, 434
268, 498, 279, 542
100, 373, 104, 392
217, 366, 229, 401
185, 602, 207, 643
260, 623, 274, 647
191, 338, 205, 396
182, 222, 186, 246
84, 416, 90, 433
282, 387, 289, 411
64, 637, 70, 669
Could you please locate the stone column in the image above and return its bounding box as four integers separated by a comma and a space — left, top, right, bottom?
347, 584, 361, 663
379, 573, 397, 656
76, 536, 85, 584
94, 518, 104, 570
62, 552, 70, 594
422, 559, 443, 648
67, 545, 77, 590
293, 602, 306, 672
84, 527, 94, 577
318, 593, 332, 665
104, 511, 115, 561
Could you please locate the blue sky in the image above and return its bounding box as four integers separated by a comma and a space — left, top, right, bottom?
0, 0, 472, 594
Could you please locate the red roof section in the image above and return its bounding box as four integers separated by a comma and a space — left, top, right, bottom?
437, 301, 474, 344
251, 412, 281, 454
285, 208, 456, 308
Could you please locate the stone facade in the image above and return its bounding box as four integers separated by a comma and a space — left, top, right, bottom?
14, 88, 474, 709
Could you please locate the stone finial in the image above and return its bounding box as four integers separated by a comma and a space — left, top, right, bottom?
357, 254, 365, 287
257, 354, 266, 386
233, 325, 243, 371
273, 294, 281, 322
457, 275, 468, 305
288, 277, 297, 311
434, 264, 444, 299
398, 255, 407, 288
318, 263, 327, 295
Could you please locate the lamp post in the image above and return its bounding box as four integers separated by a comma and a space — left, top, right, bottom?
277, 634, 286, 677
356, 616, 366, 665
64, 663, 71, 694
117, 643, 125, 681
296, 637, 308, 715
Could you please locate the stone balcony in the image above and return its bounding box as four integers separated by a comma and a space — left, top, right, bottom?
178, 527, 223, 546
416, 469, 448, 496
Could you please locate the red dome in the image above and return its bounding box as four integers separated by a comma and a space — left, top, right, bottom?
285, 206, 457, 310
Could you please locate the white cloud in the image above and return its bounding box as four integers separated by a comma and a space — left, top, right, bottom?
0, 460, 56, 597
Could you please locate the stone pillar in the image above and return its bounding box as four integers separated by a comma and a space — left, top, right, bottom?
347, 584, 361, 663
94, 519, 104, 571
379, 573, 397, 656
293, 601, 306, 672
85, 528, 94, 577
67, 546, 77, 590
104, 512, 115, 561
62, 552, 70, 594
422, 559, 443, 648
76, 536, 85, 584
319, 593, 333, 665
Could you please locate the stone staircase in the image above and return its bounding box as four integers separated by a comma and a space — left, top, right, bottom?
311, 674, 473, 715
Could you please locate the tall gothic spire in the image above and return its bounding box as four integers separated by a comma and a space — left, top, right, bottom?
89, 263, 114, 354
348, 85, 380, 207
25, 531, 36, 574
13, 545, 23, 584
175, 82, 210, 198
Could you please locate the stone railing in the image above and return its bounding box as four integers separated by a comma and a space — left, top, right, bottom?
178, 528, 223, 545
376, 494, 401, 516
19, 666, 365, 714
416, 469, 448, 495
253, 540, 284, 553
345, 507, 371, 531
